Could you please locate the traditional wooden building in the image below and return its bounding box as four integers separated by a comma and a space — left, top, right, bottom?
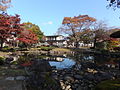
44, 35, 67, 47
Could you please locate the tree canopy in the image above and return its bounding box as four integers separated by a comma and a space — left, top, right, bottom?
22, 22, 44, 41
0, 0, 11, 11
58, 15, 96, 47
17, 29, 38, 45
0, 13, 23, 49
107, 0, 120, 9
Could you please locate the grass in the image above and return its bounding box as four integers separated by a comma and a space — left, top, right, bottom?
0, 51, 10, 57
94, 79, 120, 90
40, 46, 55, 51
52, 48, 71, 52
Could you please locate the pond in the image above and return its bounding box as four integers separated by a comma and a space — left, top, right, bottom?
49, 58, 76, 69
17, 53, 76, 69
11, 51, 120, 90
16, 51, 120, 70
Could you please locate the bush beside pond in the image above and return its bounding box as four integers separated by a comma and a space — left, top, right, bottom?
0, 56, 5, 65
2, 46, 16, 52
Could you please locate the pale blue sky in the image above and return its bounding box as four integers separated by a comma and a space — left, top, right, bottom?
7, 0, 120, 35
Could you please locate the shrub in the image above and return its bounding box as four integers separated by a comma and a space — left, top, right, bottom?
0, 56, 5, 65
2, 46, 10, 52
2, 47, 16, 52
3, 46, 9, 48
9, 48, 16, 52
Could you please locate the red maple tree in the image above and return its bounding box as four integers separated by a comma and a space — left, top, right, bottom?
0, 13, 23, 49
17, 29, 38, 46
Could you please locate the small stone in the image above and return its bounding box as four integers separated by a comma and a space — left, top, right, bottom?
65, 85, 71, 90
74, 75, 83, 80
76, 86, 83, 90
64, 76, 74, 82
89, 84, 94, 88
10, 65, 18, 69
60, 81, 64, 86
74, 80, 79, 83
53, 70, 58, 73
2, 73, 6, 75
62, 86, 66, 89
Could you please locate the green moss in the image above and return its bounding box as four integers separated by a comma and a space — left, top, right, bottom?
0, 56, 5, 61
52, 48, 71, 52
94, 79, 120, 90
0, 67, 26, 76
45, 72, 57, 86
0, 56, 5, 65
11, 61, 18, 65
40, 46, 55, 51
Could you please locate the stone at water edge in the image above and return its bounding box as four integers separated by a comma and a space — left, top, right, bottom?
74, 75, 83, 80
32, 60, 52, 72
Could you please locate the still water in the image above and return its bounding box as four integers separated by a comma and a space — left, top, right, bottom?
49, 58, 76, 69
14, 52, 120, 90
17, 52, 120, 70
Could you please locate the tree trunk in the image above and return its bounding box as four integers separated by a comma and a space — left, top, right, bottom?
93, 37, 97, 49
0, 39, 4, 50
75, 41, 79, 48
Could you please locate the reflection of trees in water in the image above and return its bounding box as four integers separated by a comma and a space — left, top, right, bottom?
67, 51, 120, 70
94, 55, 110, 65
18, 53, 75, 69
67, 52, 94, 70
68, 52, 94, 62
18, 53, 66, 62
17, 52, 120, 70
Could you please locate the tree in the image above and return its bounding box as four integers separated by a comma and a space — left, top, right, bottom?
22, 22, 44, 41
0, 13, 23, 49
0, 0, 11, 11
107, 0, 120, 9
79, 29, 94, 46
93, 21, 110, 49
58, 15, 96, 48
17, 29, 38, 48
110, 29, 120, 38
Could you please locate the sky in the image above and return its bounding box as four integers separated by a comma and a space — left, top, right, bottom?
6, 0, 120, 35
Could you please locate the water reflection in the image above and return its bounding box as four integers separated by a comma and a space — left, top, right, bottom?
17, 53, 76, 69
49, 58, 76, 69
15, 51, 120, 70
67, 52, 120, 70
12, 52, 120, 90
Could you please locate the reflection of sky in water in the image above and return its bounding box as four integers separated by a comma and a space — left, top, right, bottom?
49, 58, 76, 69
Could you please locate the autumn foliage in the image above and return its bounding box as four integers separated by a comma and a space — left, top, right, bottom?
0, 0, 11, 11
0, 13, 39, 49
22, 22, 44, 41
58, 15, 96, 47
17, 29, 38, 45
62, 15, 96, 25
0, 13, 23, 48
